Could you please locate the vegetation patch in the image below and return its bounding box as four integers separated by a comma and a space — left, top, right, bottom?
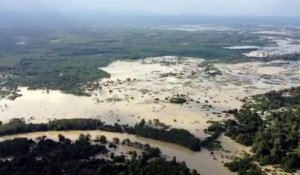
223, 86, 300, 172
202, 121, 225, 150
9, 58, 111, 95
204, 64, 222, 76
224, 155, 266, 175
169, 97, 187, 104
134, 120, 201, 151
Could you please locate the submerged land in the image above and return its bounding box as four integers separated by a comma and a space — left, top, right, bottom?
0, 24, 299, 175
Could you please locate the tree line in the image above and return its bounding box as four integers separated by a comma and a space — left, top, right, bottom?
0, 134, 200, 175
223, 86, 300, 173
0, 118, 203, 151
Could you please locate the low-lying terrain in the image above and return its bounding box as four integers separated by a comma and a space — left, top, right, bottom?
0, 25, 299, 175
0, 56, 299, 174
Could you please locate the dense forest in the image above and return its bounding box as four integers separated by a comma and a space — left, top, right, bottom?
0, 118, 133, 136
224, 155, 266, 175
9, 58, 111, 95
134, 120, 201, 151
224, 87, 300, 172
0, 135, 199, 175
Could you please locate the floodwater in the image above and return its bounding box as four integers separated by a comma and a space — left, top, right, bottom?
0, 57, 299, 137
224, 45, 261, 49
243, 37, 300, 57
0, 130, 235, 175
0, 56, 299, 175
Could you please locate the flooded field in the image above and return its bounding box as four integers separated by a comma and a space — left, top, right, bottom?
0, 56, 299, 138
244, 37, 300, 57
0, 56, 299, 175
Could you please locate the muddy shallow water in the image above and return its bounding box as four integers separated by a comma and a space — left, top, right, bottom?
0, 56, 299, 175
0, 57, 299, 137
0, 130, 236, 175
